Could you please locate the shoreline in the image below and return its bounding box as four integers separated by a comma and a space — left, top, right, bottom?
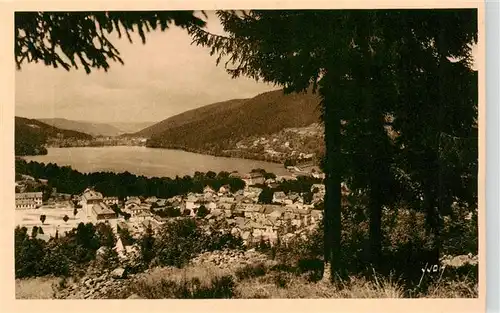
18, 146, 299, 179
18, 144, 319, 169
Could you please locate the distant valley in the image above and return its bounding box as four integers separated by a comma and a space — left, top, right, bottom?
37, 118, 156, 137
17, 89, 326, 166
15, 117, 147, 156
15, 117, 93, 156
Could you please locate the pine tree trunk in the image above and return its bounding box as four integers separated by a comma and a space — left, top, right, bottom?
321, 82, 343, 284
368, 176, 383, 270
361, 28, 384, 273
423, 180, 440, 267
423, 27, 447, 269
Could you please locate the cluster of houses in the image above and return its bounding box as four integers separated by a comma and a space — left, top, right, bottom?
234, 123, 324, 166
74, 177, 329, 245
115, 181, 328, 244
15, 171, 331, 245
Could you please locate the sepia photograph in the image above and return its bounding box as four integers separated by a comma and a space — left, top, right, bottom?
11, 4, 483, 302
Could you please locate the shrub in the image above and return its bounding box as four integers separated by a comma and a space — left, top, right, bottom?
15, 222, 121, 279
196, 205, 209, 218
273, 272, 292, 289
15, 226, 72, 278
96, 222, 117, 248
31, 226, 39, 238
152, 219, 244, 269
38, 245, 70, 277
192, 275, 235, 298
153, 219, 201, 268
272, 220, 323, 268
441, 206, 478, 256
297, 258, 324, 282
258, 188, 274, 204
255, 238, 273, 254
140, 224, 156, 267
96, 246, 120, 270
118, 226, 135, 246
15, 228, 46, 278
200, 228, 244, 252
58, 276, 68, 289
130, 275, 236, 299
235, 263, 268, 281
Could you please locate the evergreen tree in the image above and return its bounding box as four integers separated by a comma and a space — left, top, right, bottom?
258, 187, 274, 204
140, 224, 156, 266
189, 9, 478, 280
96, 222, 117, 248
196, 205, 210, 218
31, 226, 39, 239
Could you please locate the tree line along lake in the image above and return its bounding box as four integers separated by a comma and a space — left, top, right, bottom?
22, 146, 292, 178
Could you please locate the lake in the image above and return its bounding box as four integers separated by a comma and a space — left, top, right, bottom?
23, 146, 291, 178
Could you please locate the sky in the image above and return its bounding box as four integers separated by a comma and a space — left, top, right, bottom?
15, 12, 479, 124
15, 12, 278, 124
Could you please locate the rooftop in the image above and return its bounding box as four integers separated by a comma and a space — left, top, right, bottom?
15, 192, 42, 199
83, 189, 103, 201
92, 202, 116, 216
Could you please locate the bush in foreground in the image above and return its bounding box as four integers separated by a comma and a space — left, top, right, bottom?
129, 275, 236, 299
113, 260, 476, 299
146, 218, 244, 269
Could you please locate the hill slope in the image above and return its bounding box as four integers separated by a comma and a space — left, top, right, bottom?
15, 117, 93, 156
108, 121, 157, 135
133, 98, 249, 138
137, 89, 322, 155
37, 118, 147, 137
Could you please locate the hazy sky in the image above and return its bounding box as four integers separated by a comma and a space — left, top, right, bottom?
15, 13, 278, 124
15, 12, 479, 124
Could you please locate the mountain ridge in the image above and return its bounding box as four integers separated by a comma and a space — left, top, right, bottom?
15, 116, 94, 156
131, 98, 249, 138
130, 89, 323, 159
37, 118, 156, 137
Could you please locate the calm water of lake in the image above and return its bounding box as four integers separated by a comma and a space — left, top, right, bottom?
23, 146, 290, 178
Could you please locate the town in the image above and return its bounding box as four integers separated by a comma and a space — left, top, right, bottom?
47, 135, 148, 148
15, 169, 338, 249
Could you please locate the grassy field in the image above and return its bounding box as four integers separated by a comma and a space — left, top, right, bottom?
15, 277, 60, 299
107, 262, 477, 299
16, 261, 478, 299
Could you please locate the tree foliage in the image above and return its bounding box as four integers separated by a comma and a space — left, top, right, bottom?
15, 222, 106, 278
257, 187, 274, 204
189, 9, 478, 279
16, 159, 247, 199
96, 222, 117, 248
14, 9, 478, 286
15, 11, 206, 73
196, 205, 210, 218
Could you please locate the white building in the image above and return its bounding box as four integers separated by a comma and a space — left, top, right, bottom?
272, 191, 287, 204
90, 202, 117, 222
15, 192, 43, 209
81, 188, 104, 217
123, 203, 151, 218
